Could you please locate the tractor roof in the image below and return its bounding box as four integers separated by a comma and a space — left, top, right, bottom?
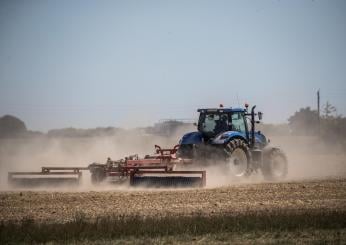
197, 108, 245, 113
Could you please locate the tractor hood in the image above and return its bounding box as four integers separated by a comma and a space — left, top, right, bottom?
252, 132, 268, 147
179, 131, 204, 145
211, 131, 247, 144
212, 131, 267, 147
179, 130, 267, 148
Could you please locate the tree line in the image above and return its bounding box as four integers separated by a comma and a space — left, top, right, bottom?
1, 102, 345, 149
287, 102, 346, 148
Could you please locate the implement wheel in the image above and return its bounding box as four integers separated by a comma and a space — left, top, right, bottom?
176, 144, 193, 158
224, 139, 251, 177
262, 148, 288, 181
91, 167, 106, 185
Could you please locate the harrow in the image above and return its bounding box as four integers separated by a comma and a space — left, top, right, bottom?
8, 167, 87, 187
8, 145, 206, 188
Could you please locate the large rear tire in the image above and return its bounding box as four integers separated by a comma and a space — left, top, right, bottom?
262, 148, 288, 181
224, 139, 251, 177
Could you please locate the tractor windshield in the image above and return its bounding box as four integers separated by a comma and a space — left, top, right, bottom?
198, 113, 229, 137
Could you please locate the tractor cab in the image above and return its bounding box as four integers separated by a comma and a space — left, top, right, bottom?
179, 104, 267, 150
197, 108, 248, 140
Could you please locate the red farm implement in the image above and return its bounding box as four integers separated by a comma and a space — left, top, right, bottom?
8, 166, 88, 187
8, 145, 206, 188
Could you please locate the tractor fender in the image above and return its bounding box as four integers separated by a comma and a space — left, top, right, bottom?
212, 131, 248, 145
179, 131, 203, 145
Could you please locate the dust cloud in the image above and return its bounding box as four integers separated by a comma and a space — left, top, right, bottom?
0, 130, 182, 191
271, 136, 346, 181
1, 128, 345, 191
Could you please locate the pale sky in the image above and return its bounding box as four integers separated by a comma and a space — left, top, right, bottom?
1, 0, 345, 131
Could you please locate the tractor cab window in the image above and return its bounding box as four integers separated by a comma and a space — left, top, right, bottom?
203, 114, 217, 133
231, 112, 246, 133
199, 113, 229, 136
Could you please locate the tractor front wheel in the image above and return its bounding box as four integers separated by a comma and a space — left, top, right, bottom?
224, 139, 251, 177
262, 148, 288, 181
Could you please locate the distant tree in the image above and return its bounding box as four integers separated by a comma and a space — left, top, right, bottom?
288, 104, 346, 150
0, 115, 27, 138
319, 106, 346, 150
288, 107, 319, 135
323, 101, 336, 118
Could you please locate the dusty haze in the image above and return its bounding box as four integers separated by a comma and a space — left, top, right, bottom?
1, 128, 345, 191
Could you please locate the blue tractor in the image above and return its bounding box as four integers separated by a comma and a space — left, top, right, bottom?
177, 104, 288, 180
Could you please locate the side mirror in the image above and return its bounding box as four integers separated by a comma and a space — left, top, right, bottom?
258, 112, 263, 120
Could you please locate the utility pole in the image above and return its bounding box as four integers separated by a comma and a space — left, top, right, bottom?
317, 90, 320, 118
317, 89, 320, 136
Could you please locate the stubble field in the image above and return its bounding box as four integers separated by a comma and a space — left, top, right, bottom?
1, 178, 346, 223
1, 178, 346, 244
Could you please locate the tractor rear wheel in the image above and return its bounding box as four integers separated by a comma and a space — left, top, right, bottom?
262, 148, 288, 181
224, 139, 251, 177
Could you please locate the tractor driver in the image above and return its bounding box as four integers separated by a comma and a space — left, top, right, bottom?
214, 114, 229, 135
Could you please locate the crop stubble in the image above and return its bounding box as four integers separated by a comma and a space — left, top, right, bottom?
1, 178, 345, 224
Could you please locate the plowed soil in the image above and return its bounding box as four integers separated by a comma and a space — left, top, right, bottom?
1, 178, 345, 224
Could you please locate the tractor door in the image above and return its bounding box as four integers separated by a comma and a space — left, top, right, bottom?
231, 112, 249, 140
